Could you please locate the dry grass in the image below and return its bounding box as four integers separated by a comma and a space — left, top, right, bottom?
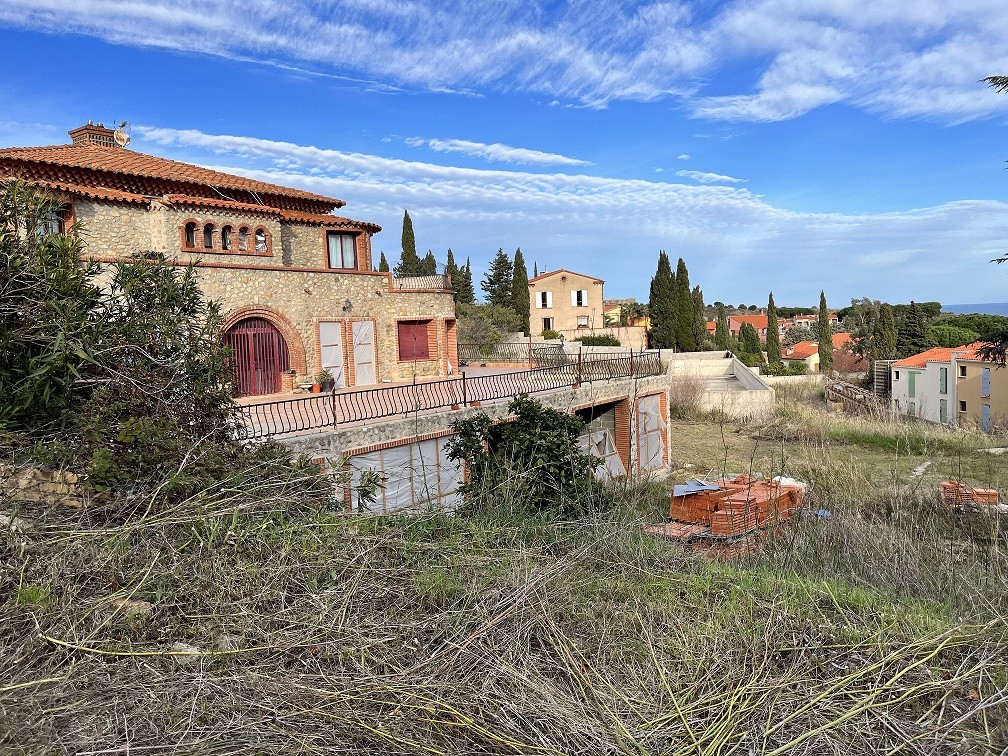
2, 454, 1007, 754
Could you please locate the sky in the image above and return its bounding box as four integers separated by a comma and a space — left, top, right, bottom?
2, 1, 1008, 307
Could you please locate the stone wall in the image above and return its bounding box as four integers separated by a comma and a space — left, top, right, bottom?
0, 465, 94, 507
198, 265, 456, 382
75, 200, 154, 256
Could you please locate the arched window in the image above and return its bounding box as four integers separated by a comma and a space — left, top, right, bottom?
184, 221, 197, 248
238, 227, 249, 252
203, 223, 215, 249
221, 225, 233, 251
255, 227, 268, 253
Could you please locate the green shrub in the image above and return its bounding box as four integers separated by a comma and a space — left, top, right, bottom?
446, 395, 602, 516
541, 328, 560, 340
574, 334, 621, 347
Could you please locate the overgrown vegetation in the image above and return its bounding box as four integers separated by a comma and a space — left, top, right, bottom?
574, 333, 621, 347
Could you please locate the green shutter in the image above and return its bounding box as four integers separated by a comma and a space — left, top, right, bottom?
940, 399, 947, 423
939, 367, 947, 394
908, 371, 916, 398
908, 401, 915, 417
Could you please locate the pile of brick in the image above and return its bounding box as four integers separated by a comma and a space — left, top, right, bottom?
0, 465, 91, 507
940, 481, 1000, 509
664, 475, 805, 540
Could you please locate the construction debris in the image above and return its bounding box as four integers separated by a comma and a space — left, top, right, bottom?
649, 474, 806, 547
940, 481, 1002, 510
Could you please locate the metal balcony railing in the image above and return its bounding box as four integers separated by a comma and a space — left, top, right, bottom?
391, 275, 451, 291
236, 351, 664, 439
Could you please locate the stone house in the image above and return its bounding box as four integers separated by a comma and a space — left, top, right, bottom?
529, 269, 604, 335
0, 123, 457, 396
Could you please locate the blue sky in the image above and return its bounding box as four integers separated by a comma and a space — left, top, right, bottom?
2, 1, 1008, 307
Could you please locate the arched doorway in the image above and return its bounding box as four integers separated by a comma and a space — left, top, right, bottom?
224, 317, 290, 396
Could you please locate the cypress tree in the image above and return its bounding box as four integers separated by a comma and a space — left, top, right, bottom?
896, 301, 930, 358
648, 251, 676, 349
691, 285, 706, 348
873, 303, 897, 360
444, 249, 460, 300
394, 209, 421, 276
673, 258, 696, 351
533, 261, 539, 277
481, 248, 513, 306
817, 290, 834, 372
378, 251, 389, 273
456, 258, 476, 305
511, 248, 530, 335
740, 322, 762, 359
714, 304, 729, 350
420, 250, 437, 276
766, 292, 782, 365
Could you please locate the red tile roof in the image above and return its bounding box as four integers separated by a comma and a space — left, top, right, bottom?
892, 343, 984, 368
783, 341, 818, 359
730, 314, 769, 328
278, 209, 381, 233
0, 142, 343, 211
529, 268, 604, 284
34, 179, 150, 205
161, 194, 283, 216
832, 332, 853, 349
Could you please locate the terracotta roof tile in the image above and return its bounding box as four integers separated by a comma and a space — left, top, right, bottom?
730, 314, 769, 328
783, 341, 819, 359
32, 179, 150, 205
279, 210, 381, 233
832, 332, 853, 349
161, 194, 282, 216
892, 343, 984, 368
529, 268, 604, 284
0, 143, 343, 208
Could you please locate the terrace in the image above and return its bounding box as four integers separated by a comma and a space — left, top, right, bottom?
236, 350, 664, 440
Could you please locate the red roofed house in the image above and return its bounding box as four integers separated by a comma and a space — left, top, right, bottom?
528, 268, 604, 334
781, 341, 820, 372
891, 343, 1003, 429
0, 123, 458, 397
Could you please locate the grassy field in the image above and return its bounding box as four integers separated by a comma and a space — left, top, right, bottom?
3, 388, 1007, 754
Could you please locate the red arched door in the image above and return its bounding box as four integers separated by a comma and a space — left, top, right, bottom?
224, 317, 290, 396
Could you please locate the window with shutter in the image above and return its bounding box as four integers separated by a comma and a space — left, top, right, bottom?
397, 320, 431, 360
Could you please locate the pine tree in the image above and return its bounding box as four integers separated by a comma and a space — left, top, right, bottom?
378, 251, 389, 273
873, 303, 897, 361
896, 301, 930, 358
714, 304, 729, 350
766, 292, 782, 365
511, 248, 530, 335
673, 258, 696, 351
420, 250, 437, 276
394, 209, 421, 276
648, 251, 676, 349
456, 258, 476, 305
691, 285, 706, 349
817, 290, 834, 372
481, 248, 513, 306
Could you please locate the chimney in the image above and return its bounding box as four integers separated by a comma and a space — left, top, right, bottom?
68, 121, 119, 148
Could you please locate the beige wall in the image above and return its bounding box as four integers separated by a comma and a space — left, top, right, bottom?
529, 271, 604, 334
956, 361, 1008, 430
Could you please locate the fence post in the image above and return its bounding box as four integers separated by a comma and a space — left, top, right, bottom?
576, 348, 583, 386
462, 371, 468, 407
330, 385, 337, 428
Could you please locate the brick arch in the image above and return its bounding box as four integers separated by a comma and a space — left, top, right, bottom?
221, 306, 307, 374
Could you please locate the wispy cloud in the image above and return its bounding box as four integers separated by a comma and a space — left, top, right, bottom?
4, 1, 1008, 121
131, 125, 1008, 303
677, 154, 690, 160
675, 169, 746, 184
406, 136, 590, 166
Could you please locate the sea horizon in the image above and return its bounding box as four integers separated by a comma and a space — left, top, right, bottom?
943, 303, 1008, 316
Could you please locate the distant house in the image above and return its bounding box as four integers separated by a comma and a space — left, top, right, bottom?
529, 268, 604, 334
782, 341, 820, 372
831, 332, 866, 373
891, 343, 1002, 429
725, 314, 769, 341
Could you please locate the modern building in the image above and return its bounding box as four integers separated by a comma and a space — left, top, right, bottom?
0, 122, 458, 397
529, 269, 604, 335
890, 343, 1003, 429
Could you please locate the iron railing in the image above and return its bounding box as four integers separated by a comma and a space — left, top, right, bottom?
237, 351, 664, 440
459, 342, 533, 364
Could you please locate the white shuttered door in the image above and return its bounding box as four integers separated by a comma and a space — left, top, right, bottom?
318, 322, 345, 388
352, 321, 377, 386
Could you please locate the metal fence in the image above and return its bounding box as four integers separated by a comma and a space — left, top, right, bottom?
458, 342, 533, 364
392, 274, 451, 291
237, 351, 664, 439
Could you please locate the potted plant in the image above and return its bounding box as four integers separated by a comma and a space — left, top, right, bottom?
315, 369, 334, 392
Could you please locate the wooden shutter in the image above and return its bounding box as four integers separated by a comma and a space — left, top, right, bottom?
398, 321, 430, 360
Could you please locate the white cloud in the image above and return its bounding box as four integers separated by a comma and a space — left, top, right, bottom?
131, 125, 1008, 304
408, 137, 590, 166
4, 0, 1008, 121
677, 154, 690, 160
675, 169, 746, 184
